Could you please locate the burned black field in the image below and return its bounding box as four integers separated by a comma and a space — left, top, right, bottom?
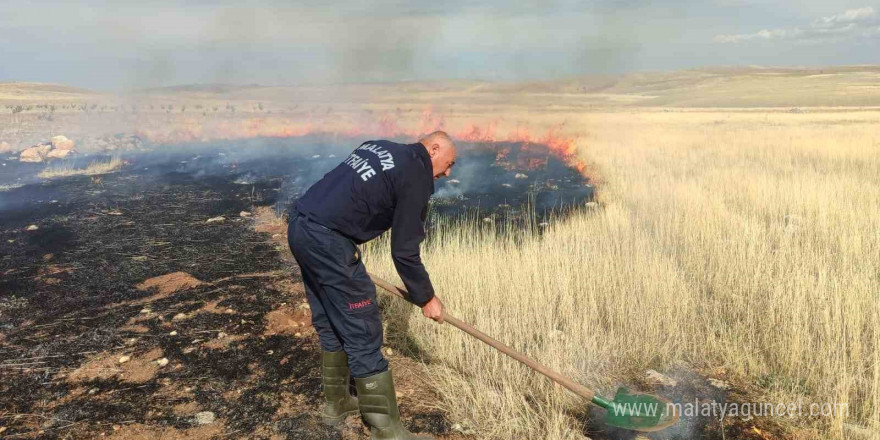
1, 155, 328, 439
0, 136, 593, 439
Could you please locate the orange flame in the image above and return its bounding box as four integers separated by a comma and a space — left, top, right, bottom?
134, 108, 588, 178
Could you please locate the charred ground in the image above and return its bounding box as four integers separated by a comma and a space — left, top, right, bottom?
0, 136, 592, 439
1, 152, 337, 439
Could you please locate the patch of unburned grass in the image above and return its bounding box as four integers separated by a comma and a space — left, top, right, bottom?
38, 156, 123, 179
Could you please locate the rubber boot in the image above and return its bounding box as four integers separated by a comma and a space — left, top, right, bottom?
354, 369, 434, 440
321, 350, 359, 426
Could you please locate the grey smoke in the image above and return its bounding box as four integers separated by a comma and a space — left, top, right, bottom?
3, 1, 874, 90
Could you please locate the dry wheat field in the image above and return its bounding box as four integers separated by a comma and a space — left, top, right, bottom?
364, 109, 880, 440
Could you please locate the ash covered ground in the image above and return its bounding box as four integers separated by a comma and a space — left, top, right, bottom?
0, 136, 594, 439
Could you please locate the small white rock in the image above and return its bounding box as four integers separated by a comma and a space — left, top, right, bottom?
118, 355, 131, 364
206, 216, 225, 224
193, 411, 216, 425
514, 173, 528, 179
267, 350, 274, 355
385, 347, 394, 356
294, 332, 302, 337
172, 313, 188, 321
217, 332, 227, 339
140, 308, 152, 314
156, 358, 169, 367
239, 211, 252, 218
169, 331, 178, 336
26, 225, 39, 231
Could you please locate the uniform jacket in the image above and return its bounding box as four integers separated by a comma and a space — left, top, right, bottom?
295, 140, 436, 306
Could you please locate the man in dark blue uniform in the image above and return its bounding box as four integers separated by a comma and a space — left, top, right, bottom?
288, 131, 456, 439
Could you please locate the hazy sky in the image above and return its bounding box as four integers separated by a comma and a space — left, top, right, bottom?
1, 0, 878, 90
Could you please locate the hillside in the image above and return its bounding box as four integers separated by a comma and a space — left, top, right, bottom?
129, 66, 880, 108
4, 66, 880, 109
0, 82, 99, 101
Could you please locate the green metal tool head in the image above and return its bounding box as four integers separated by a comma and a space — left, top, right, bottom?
595, 387, 680, 432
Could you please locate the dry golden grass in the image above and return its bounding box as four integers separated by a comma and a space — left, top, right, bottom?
363, 110, 880, 440
38, 156, 123, 179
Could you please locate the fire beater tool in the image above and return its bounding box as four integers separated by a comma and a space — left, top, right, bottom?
368, 273, 681, 433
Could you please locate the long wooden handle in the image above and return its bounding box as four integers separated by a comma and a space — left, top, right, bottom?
368, 273, 597, 402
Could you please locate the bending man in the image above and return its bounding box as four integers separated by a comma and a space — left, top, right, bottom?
288, 131, 456, 439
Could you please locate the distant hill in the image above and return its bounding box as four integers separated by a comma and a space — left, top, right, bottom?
0, 82, 99, 100
474, 65, 880, 107
3, 66, 880, 107
133, 83, 266, 95
131, 65, 880, 108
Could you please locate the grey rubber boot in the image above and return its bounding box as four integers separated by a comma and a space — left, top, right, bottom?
321, 350, 359, 426
354, 369, 434, 440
